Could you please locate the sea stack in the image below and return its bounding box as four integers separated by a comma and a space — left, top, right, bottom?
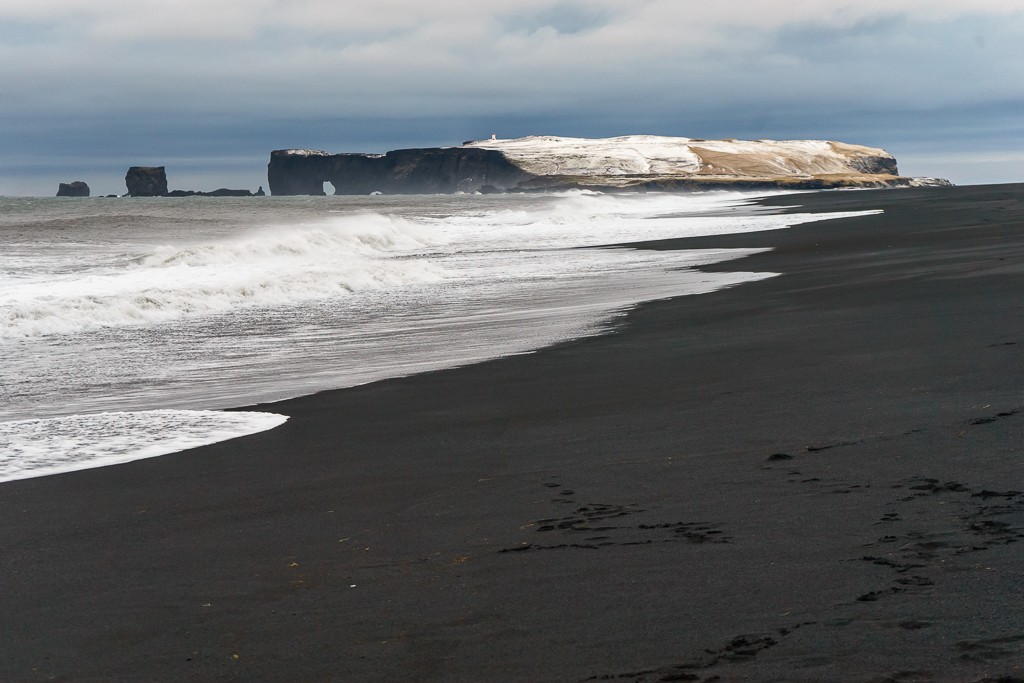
267, 135, 951, 196
56, 181, 90, 197
125, 166, 169, 197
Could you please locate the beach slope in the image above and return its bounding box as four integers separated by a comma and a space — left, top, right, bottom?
1, 184, 1022, 682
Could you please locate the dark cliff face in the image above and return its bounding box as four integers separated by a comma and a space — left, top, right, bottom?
125, 167, 169, 196
268, 148, 536, 196
848, 155, 899, 176
267, 152, 337, 195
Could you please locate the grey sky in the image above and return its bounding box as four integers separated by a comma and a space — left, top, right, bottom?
2, 1, 1022, 195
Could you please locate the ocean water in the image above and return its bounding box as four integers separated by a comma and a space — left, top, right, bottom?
0, 191, 877, 481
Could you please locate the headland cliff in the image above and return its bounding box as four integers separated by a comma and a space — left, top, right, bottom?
267, 135, 949, 195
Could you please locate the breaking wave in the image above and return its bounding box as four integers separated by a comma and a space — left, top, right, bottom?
0, 191, 879, 340
0, 213, 445, 338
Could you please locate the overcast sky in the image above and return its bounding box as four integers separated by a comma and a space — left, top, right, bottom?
2, 1, 1022, 195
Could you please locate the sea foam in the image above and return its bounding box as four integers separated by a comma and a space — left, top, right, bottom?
0, 191, 883, 438
0, 213, 444, 338
0, 410, 287, 483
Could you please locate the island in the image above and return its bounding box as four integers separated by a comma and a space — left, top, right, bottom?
56, 181, 90, 197
267, 135, 949, 195
125, 166, 169, 196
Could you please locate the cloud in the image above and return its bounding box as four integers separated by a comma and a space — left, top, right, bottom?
2, 1, 1022, 193
5, 2, 1019, 107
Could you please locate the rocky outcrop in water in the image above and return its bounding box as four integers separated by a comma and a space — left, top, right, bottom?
124, 166, 263, 197
267, 135, 950, 195
165, 188, 261, 197
125, 167, 169, 197
56, 181, 90, 197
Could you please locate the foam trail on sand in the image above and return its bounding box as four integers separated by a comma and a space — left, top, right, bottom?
0, 410, 287, 483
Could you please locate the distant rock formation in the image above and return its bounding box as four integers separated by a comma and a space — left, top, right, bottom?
123, 166, 263, 197
56, 181, 90, 197
125, 167, 168, 197
267, 147, 533, 196
165, 188, 260, 197
267, 135, 950, 195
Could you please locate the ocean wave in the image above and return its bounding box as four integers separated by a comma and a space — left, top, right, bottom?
132, 212, 433, 267
0, 214, 447, 338
0, 193, 878, 340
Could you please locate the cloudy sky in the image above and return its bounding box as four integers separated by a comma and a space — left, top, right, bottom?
2, 0, 1022, 195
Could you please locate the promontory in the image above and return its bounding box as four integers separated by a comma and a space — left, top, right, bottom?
267, 135, 949, 195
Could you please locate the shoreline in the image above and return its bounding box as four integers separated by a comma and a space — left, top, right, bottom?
0, 190, 795, 427
2, 183, 1023, 681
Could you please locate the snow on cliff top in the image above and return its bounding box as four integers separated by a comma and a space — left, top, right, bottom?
277, 149, 332, 157
464, 135, 894, 178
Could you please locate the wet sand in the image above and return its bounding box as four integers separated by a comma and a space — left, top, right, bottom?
2, 183, 1023, 682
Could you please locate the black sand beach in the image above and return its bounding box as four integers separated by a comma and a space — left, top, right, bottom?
2, 184, 1023, 682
